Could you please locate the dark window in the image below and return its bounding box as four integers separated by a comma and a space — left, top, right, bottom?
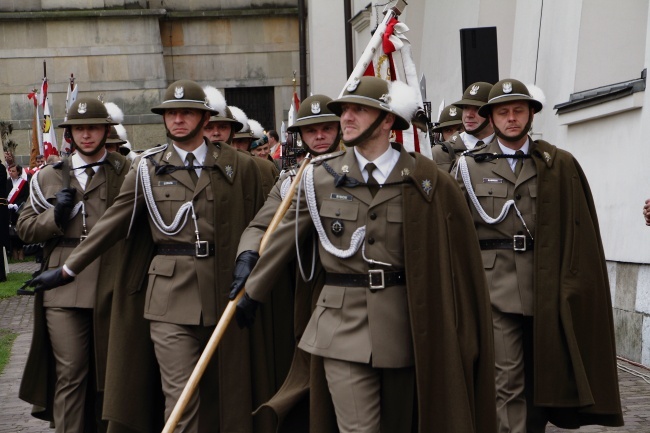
225, 87, 275, 133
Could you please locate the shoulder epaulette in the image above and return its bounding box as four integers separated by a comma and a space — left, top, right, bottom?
310, 150, 345, 165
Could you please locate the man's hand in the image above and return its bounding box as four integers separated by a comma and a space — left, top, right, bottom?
235, 293, 260, 329
27, 267, 74, 293
54, 188, 77, 228
228, 250, 260, 300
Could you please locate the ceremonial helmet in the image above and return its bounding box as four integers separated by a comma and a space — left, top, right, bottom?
151, 80, 217, 115
327, 76, 416, 131
287, 94, 340, 132
432, 104, 464, 132
478, 79, 544, 117
203, 86, 244, 132
452, 82, 493, 109
58, 98, 118, 127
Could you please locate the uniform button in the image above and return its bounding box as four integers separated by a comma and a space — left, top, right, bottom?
516, 194, 521, 200
370, 212, 377, 220
83, 194, 89, 200
165, 193, 170, 197
335, 210, 341, 216
368, 237, 375, 245
488, 190, 493, 195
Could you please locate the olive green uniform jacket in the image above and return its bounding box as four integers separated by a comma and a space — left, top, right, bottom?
247, 145, 497, 432
456, 139, 623, 428
17, 152, 128, 426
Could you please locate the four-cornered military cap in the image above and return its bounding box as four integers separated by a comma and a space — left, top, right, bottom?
432, 104, 464, 132
151, 80, 218, 115
477, 78, 543, 118
203, 85, 244, 132
287, 94, 340, 132
327, 76, 413, 130
58, 98, 118, 127
452, 82, 493, 108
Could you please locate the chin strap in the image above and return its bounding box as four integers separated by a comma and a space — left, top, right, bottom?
342, 111, 387, 147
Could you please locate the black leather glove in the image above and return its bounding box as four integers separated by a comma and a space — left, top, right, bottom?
26, 267, 74, 293
54, 188, 77, 228
235, 293, 260, 329
228, 250, 260, 300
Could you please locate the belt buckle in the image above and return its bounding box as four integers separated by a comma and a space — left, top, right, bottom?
79, 235, 87, 242
368, 269, 385, 289
195, 241, 209, 258
513, 235, 526, 252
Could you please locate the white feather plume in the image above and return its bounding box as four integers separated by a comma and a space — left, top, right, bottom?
388, 80, 419, 122
248, 119, 265, 139
527, 84, 546, 108
114, 124, 128, 141
229, 106, 249, 132
203, 86, 227, 115
104, 102, 124, 124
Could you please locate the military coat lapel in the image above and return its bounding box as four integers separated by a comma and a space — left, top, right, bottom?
336, 150, 373, 206
162, 146, 195, 190
211, 142, 237, 186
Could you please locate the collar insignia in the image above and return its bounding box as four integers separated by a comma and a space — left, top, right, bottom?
503, 82, 513, 94
543, 151, 551, 162
311, 101, 321, 114
77, 103, 87, 114
449, 107, 457, 116
213, 151, 218, 160
421, 179, 432, 196
470, 85, 480, 96
401, 168, 410, 177
113, 160, 122, 172
225, 165, 233, 178
174, 86, 184, 99
341, 165, 349, 173
165, 152, 172, 161
347, 78, 360, 92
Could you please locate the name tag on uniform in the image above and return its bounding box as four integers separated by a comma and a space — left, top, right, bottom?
482, 178, 503, 184
158, 181, 178, 186
330, 193, 353, 201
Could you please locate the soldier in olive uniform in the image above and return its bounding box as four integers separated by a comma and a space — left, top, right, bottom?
431, 104, 464, 171
28, 80, 269, 433
18, 98, 128, 432
454, 79, 623, 432
232, 77, 497, 433
434, 82, 496, 173
202, 86, 279, 197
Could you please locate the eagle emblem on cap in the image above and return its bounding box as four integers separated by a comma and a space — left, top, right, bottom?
470, 85, 480, 95
347, 78, 360, 92
77, 103, 87, 114
449, 107, 457, 117
503, 82, 513, 94
174, 86, 184, 99
311, 101, 321, 114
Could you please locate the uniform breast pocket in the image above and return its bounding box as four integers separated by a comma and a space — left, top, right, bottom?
385, 204, 404, 253
145, 257, 176, 317
319, 199, 359, 249
475, 183, 508, 217
151, 184, 187, 218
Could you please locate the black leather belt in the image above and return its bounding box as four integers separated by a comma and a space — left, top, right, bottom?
58, 237, 83, 247
479, 236, 534, 252
326, 270, 406, 290
155, 243, 215, 257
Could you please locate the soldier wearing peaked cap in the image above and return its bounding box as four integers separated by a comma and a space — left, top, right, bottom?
26, 80, 277, 433
453, 78, 623, 432
232, 76, 497, 433
17, 97, 128, 432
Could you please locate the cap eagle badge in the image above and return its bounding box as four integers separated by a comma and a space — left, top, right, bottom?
449, 107, 457, 117
470, 85, 480, 95
77, 103, 87, 114
503, 82, 513, 94
174, 86, 184, 99
311, 101, 321, 114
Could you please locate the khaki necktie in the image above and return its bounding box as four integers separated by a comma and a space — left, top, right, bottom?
366, 162, 380, 197
85, 167, 95, 190
186, 153, 198, 185
514, 150, 524, 178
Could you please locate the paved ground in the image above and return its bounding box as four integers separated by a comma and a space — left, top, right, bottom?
1, 262, 649, 432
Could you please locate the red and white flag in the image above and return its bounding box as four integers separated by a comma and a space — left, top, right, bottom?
42, 98, 59, 159
362, 17, 432, 159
